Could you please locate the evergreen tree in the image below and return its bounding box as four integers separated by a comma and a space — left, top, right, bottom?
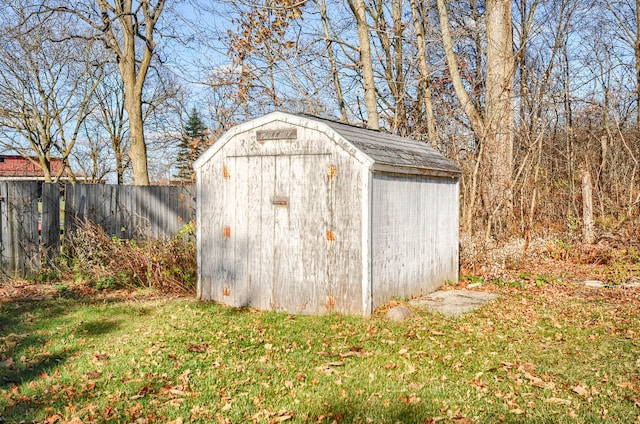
175, 108, 208, 182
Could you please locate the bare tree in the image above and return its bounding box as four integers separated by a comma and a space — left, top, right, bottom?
409, 0, 438, 146
85, 68, 130, 184
0, 8, 102, 182
603, 0, 640, 124
436, 0, 515, 237
48, 0, 166, 185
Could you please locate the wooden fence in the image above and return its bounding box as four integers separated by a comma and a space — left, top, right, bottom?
0, 182, 195, 280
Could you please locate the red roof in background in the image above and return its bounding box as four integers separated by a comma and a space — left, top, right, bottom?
0, 155, 68, 180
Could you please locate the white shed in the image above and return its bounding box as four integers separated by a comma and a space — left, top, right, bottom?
194, 112, 461, 316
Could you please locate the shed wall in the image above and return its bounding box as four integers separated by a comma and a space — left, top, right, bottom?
370, 174, 459, 308
198, 120, 364, 314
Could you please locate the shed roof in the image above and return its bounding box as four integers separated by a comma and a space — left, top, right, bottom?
303, 114, 461, 177
195, 112, 462, 177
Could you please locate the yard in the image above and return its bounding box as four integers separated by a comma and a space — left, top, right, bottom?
1, 272, 638, 423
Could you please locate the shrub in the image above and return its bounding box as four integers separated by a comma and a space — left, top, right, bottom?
61, 219, 196, 293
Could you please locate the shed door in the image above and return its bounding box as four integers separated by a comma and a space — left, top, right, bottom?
230, 154, 333, 314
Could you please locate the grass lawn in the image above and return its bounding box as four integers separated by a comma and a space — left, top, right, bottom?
0, 282, 639, 423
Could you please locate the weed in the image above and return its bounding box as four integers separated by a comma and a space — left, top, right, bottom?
604, 261, 640, 285
463, 275, 485, 285
534, 274, 552, 287
491, 278, 505, 287
518, 272, 532, 280
94, 276, 116, 290
53, 282, 68, 292
508, 280, 525, 289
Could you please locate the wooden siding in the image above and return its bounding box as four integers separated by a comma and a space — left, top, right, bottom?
370, 174, 459, 309
65, 184, 195, 239
198, 121, 364, 315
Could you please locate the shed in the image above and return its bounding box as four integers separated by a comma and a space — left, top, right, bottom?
194, 112, 462, 316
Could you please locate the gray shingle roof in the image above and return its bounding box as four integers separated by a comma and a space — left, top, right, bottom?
301, 114, 462, 177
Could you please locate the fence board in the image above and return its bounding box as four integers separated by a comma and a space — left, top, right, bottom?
1, 182, 195, 280
64, 184, 195, 239
0, 182, 10, 278
41, 183, 61, 263
0, 182, 41, 279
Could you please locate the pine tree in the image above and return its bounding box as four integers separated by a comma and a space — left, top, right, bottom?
175, 108, 208, 182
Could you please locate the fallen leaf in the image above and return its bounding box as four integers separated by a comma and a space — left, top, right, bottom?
451, 417, 474, 423
269, 411, 294, 423
0, 358, 14, 368
545, 397, 572, 406
45, 415, 62, 424
617, 381, 634, 390
571, 384, 589, 397
187, 344, 207, 353
524, 372, 555, 389
84, 370, 102, 379
169, 388, 193, 397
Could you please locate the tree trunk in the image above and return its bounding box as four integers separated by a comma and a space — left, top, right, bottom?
581, 166, 595, 244
484, 0, 515, 233
126, 95, 149, 185
349, 0, 379, 130
392, 0, 406, 135
437, 0, 514, 237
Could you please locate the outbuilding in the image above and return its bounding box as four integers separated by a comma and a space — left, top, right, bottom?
194, 112, 461, 316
